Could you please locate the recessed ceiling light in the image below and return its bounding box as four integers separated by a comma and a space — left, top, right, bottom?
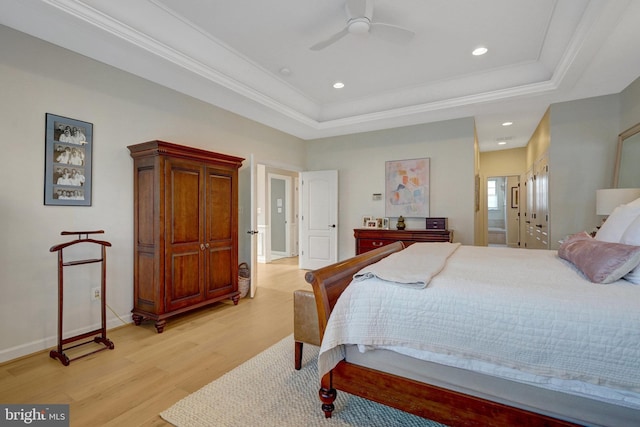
472, 47, 488, 56
498, 141, 507, 145
333, 82, 345, 89
502, 121, 513, 126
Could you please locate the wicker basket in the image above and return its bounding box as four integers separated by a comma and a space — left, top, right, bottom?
238, 262, 250, 298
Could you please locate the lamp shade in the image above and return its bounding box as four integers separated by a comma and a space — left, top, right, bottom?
596, 188, 640, 215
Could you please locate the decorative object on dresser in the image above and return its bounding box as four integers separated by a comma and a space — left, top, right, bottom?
377, 217, 389, 229
362, 216, 374, 227
363, 216, 390, 229
425, 217, 448, 230
354, 228, 452, 255
128, 141, 244, 333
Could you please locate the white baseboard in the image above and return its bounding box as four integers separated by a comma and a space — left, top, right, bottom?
0, 316, 132, 364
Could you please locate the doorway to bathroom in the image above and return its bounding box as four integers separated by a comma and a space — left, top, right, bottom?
487, 175, 520, 247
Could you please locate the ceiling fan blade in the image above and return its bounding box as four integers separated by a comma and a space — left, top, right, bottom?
370, 22, 415, 44
345, 0, 371, 20
310, 27, 349, 51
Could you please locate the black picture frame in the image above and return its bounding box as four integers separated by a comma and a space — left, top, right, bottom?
44, 113, 93, 206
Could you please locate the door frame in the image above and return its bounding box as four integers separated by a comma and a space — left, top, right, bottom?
486, 175, 520, 247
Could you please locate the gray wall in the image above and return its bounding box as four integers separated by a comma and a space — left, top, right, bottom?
549, 94, 621, 247
305, 118, 477, 259
270, 177, 286, 252
0, 25, 306, 362
622, 76, 640, 131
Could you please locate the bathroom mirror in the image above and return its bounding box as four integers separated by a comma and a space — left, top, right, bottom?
613, 122, 640, 187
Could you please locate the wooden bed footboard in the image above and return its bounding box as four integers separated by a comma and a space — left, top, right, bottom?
304, 241, 405, 339
304, 241, 579, 427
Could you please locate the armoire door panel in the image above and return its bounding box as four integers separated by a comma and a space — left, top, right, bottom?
206, 173, 232, 241
136, 251, 158, 311
169, 165, 202, 244
136, 166, 156, 246
205, 247, 233, 296
167, 251, 202, 310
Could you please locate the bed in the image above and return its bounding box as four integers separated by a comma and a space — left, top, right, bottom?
305, 235, 640, 426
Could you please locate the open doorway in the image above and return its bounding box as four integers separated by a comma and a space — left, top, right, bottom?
257, 166, 299, 264
256, 166, 300, 293
487, 176, 520, 247
268, 173, 294, 260
239, 160, 300, 298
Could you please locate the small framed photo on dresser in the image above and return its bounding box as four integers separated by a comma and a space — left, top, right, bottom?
44, 113, 93, 206
376, 217, 390, 229
366, 220, 378, 228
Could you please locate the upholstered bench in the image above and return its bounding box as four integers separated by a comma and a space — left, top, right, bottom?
293, 289, 321, 370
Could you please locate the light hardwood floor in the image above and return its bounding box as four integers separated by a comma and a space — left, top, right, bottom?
0, 257, 310, 426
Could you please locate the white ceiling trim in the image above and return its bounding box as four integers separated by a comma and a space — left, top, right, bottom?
2, 0, 637, 145
316, 79, 560, 130
38, 0, 573, 135
545, 0, 629, 93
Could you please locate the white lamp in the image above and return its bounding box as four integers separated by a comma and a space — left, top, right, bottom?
596, 188, 640, 215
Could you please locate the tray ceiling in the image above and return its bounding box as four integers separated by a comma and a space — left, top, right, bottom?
1, 0, 640, 151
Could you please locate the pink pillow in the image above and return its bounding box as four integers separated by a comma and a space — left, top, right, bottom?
558, 238, 640, 284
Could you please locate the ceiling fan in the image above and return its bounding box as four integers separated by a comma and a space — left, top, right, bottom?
310, 0, 415, 51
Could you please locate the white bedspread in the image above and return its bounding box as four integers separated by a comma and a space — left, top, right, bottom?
353, 242, 460, 288
318, 244, 640, 407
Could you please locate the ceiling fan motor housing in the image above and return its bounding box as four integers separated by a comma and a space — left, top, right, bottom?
348, 17, 371, 34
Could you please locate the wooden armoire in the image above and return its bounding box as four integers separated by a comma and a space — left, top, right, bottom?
128, 141, 244, 333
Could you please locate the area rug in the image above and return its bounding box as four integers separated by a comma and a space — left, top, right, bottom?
160, 334, 445, 426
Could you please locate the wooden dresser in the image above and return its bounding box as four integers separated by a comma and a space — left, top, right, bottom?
354, 228, 453, 255
128, 141, 244, 333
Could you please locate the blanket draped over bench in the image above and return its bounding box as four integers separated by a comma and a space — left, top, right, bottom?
319, 243, 640, 409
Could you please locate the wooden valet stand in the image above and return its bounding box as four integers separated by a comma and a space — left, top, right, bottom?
49, 230, 114, 366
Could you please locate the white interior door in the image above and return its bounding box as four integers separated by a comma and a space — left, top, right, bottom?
239, 154, 259, 298
248, 155, 258, 297
299, 170, 338, 270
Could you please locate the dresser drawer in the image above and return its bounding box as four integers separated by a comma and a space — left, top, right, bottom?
357, 239, 393, 253
354, 228, 453, 255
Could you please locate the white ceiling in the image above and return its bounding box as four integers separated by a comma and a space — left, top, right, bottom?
2, 0, 640, 151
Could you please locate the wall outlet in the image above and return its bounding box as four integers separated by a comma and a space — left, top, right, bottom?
92, 287, 101, 301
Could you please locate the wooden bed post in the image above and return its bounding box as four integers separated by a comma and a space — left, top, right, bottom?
305, 242, 405, 419
319, 373, 336, 418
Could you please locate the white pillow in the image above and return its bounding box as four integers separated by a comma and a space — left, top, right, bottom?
621, 215, 640, 245
595, 204, 640, 243
621, 215, 640, 284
